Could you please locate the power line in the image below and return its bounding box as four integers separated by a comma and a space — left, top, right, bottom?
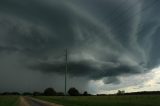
104, 0, 141, 25
106, 0, 130, 17
89, 0, 160, 75
103, 0, 159, 35
61, 1, 160, 91
114, 0, 159, 32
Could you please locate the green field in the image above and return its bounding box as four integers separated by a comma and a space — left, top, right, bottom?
35, 95, 160, 106
0, 96, 19, 106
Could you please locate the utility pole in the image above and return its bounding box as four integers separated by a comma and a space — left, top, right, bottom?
65, 48, 68, 96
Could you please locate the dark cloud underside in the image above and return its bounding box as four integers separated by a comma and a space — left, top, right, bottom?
0, 0, 160, 87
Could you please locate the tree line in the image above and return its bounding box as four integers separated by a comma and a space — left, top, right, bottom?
1, 88, 160, 96
0, 87, 91, 96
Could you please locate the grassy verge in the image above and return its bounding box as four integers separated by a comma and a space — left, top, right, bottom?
35, 95, 160, 106
0, 96, 19, 106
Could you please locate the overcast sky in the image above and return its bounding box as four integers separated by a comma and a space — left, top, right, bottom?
0, 0, 160, 94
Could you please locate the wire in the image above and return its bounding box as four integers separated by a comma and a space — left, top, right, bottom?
114, 0, 159, 35
92, 0, 160, 75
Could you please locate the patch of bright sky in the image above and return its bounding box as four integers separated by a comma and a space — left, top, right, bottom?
88, 66, 160, 94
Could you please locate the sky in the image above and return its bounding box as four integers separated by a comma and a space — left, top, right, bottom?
0, 0, 160, 94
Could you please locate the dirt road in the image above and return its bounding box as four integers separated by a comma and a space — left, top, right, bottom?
19, 96, 63, 106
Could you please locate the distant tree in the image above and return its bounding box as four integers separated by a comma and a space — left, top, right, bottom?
22, 92, 32, 96
11, 92, 20, 95
56, 92, 65, 96
0, 92, 20, 95
33, 92, 42, 96
83, 91, 88, 96
2, 92, 10, 95
117, 90, 125, 95
44, 88, 56, 96
68, 88, 80, 96
97, 94, 107, 96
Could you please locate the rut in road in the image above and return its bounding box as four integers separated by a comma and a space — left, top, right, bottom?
19, 96, 63, 106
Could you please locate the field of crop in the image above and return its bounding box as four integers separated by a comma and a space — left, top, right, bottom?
0, 96, 19, 106
35, 95, 160, 106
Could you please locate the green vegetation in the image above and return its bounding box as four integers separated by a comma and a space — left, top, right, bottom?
35, 95, 160, 106
0, 96, 19, 106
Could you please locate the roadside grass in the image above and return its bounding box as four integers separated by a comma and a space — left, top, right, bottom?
35, 95, 160, 106
0, 96, 19, 106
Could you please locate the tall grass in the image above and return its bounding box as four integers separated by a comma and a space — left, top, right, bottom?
0, 96, 19, 106
35, 95, 160, 106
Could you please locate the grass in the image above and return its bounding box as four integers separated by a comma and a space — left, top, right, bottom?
0, 96, 19, 106
35, 95, 160, 106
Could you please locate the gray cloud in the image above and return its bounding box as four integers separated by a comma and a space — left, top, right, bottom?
0, 0, 160, 92
103, 77, 120, 85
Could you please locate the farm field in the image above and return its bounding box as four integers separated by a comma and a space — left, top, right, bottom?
0, 96, 19, 106
35, 95, 160, 106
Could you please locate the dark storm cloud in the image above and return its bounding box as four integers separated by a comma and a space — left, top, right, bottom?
29, 58, 143, 81
0, 0, 160, 86
0, 46, 18, 52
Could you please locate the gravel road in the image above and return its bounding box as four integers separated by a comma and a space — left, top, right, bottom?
19, 96, 63, 106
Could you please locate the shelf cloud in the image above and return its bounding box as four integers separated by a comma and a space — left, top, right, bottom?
0, 0, 160, 92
